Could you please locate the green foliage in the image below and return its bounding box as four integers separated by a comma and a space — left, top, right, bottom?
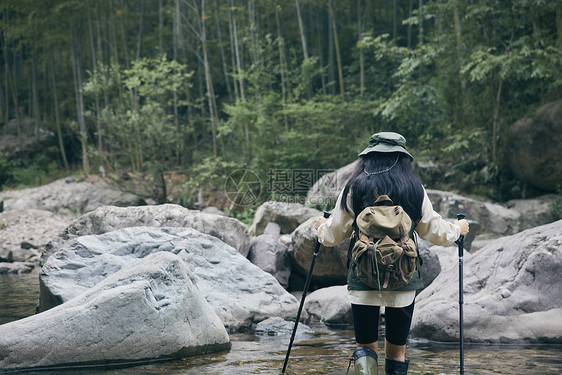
2, 0, 560, 208
84, 56, 194, 203
0, 150, 63, 190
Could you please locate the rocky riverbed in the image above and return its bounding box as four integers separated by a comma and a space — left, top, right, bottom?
0, 173, 561, 371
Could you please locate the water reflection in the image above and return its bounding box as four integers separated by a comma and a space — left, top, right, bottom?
1, 273, 561, 374
0, 268, 40, 325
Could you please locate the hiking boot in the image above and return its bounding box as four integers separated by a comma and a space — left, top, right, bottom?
385, 358, 409, 374
351, 346, 378, 375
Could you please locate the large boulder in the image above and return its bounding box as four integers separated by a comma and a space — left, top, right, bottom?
508, 99, 562, 192
411, 220, 562, 344
42, 204, 250, 263
248, 223, 291, 289
426, 189, 558, 236
306, 161, 357, 209
248, 201, 320, 238
290, 217, 349, 286
39, 226, 298, 332
0, 252, 230, 371
304, 285, 352, 326
0, 175, 144, 215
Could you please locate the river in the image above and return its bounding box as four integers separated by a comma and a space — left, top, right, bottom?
1, 270, 561, 375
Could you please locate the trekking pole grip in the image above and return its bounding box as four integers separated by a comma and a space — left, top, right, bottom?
314, 211, 331, 255
455, 213, 466, 249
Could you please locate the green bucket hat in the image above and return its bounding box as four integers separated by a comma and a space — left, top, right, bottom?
358, 131, 413, 160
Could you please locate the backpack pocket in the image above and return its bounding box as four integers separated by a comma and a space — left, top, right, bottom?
351, 234, 417, 291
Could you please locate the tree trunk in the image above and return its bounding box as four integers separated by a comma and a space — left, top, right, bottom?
2, 30, 23, 154
295, 0, 311, 98
158, 0, 164, 52
31, 35, 40, 142
453, 1, 466, 92
328, 5, 335, 96
248, 0, 259, 64
358, 0, 364, 96
230, 0, 245, 101
407, 0, 413, 48
227, 2, 240, 101
557, 5, 562, 45
109, 1, 120, 64
50, 53, 70, 173
315, 9, 326, 94
329, 0, 344, 100
0, 57, 3, 124
275, 2, 289, 130
418, 0, 423, 45
118, 1, 130, 69
201, 0, 218, 157
294, 0, 309, 60
213, 0, 233, 102
87, 0, 103, 152
71, 21, 90, 175
136, 0, 145, 60
492, 77, 503, 163
173, 0, 181, 131
392, 0, 398, 41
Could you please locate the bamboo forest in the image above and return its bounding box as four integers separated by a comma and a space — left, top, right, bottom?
1, 0, 561, 214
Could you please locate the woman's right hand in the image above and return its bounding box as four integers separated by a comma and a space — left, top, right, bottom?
315, 216, 329, 230
454, 219, 469, 236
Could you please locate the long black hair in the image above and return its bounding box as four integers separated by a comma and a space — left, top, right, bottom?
341, 152, 424, 222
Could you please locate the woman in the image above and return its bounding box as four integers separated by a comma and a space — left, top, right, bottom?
315, 132, 469, 375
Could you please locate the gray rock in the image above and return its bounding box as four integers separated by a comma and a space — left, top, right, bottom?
0, 175, 144, 215
306, 161, 357, 209
290, 217, 349, 286
0, 209, 73, 264
508, 99, 562, 192
0, 262, 35, 274
254, 317, 313, 336
411, 220, 562, 344
39, 226, 298, 332
428, 244, 471, 272
202, 206, 227, 216
504, 195, 561, 231
263, 222, 282, 236
248, 201, 321, 238
42, 204, 250, 264
248, 223, 291, 288
426, 189, 558, 236
0, 247, 40, 264
304, 285, 352, 326
0, 117, 53, 155
417, 243, 441, 290
0, 252, 230, 371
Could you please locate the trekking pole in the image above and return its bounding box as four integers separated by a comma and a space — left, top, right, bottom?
281, 211, 331, 374
455, 213, 466, 375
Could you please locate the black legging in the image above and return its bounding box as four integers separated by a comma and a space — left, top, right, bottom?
351, 301, 415, 346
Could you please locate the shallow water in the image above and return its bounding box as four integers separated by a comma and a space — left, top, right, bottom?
1, 271, 561, 375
